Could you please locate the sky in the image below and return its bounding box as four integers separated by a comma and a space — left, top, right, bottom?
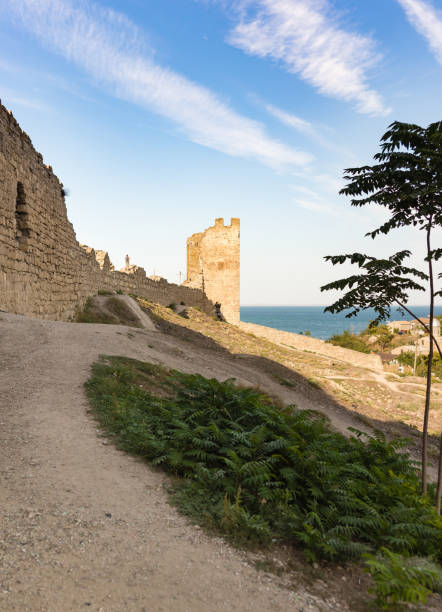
1, 0, 442, 305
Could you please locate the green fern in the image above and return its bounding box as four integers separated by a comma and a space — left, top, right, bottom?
86, 356, 442, 572
364, 548, 442, 609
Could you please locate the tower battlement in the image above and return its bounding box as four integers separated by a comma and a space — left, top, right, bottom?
184, 218, 240, 323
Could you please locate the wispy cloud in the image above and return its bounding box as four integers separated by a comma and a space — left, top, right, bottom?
264, 102, 354, 158
0, 59, 18, 73
265, 104, 314, 136
294, 197, 338, 216
397, 0, 442, 64
0, 87, 52, 112
5, 0, 312, 171
290, 184, 340, 216
227, 0, 390, 116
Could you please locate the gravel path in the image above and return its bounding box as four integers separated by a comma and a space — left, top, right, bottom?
0, 312, 347, 612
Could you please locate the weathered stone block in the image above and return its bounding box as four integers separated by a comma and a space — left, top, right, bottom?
184, 218, 240, 323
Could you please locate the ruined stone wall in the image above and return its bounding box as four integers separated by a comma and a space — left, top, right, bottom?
239, 322, 383, 371
184, 218, 240, 323
0, 102, 214, 320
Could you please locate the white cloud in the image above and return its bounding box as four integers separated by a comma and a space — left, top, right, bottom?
0, 91, 52, 112
265, 104, 314, 135
397, 0, 442, 64
290, 183, 340, 216
264, 102, 354, 158
227, 0, 390, 116
295, 197, 338, 215
5, 0, 312, 171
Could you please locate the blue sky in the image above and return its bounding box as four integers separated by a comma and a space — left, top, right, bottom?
1, 0, 442, 305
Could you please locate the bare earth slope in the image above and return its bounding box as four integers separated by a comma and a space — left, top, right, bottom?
1, 303, 441, 611
1, 311, 350, 612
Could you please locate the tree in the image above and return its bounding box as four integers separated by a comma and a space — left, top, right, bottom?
327, 329, 371, 353
364, 323, 395, 351
320, 121, 442, 514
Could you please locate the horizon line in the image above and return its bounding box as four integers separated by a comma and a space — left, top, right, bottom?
240, 304, 442, 308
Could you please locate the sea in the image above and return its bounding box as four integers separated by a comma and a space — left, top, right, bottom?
240, 306, 442, 341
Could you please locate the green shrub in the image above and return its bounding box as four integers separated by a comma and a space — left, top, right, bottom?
275, 376, 297, 388
398, 351, 442, 378
327, 331, 370, 353
85, 357, 442, 563
167, 302, 177, 311
97, 289, 113, 296
116, 289, 123, 295
364, 548, 442, 609
361, 324, 394, 350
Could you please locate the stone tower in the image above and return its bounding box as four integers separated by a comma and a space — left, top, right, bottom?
184, 218, 240, 324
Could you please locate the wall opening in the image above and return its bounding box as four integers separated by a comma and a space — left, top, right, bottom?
15, 181, 31, 247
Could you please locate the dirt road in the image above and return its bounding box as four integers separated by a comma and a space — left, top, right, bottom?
1, 311, 351, 612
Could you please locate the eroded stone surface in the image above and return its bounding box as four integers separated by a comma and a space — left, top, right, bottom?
0, 102, 214, 320
184, 217, 240, 324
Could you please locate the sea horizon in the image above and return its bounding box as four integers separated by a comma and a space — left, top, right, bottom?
240, 304, 442, 308
240, 305, 442, 341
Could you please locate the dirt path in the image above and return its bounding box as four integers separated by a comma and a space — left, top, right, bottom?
1, 312, 352, 612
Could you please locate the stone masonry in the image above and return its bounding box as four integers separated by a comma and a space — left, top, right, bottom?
0, 101, 215, 320
184, 218, 240, 324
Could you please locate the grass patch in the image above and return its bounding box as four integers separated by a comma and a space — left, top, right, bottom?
75, 298, 115, 324
386, 375, 399, 383
75, 296, 142, 327
97, 289, 114, 296
307, 378, 321, 389
396, 401, 420, 413
105, 297, 141, 327
86, 356, 442, 575
274, 375, 297, 389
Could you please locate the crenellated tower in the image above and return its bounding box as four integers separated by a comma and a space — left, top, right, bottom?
184, 218, 240, 324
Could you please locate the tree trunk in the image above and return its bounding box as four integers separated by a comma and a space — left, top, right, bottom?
436, 432, 442, 515
396, 297, 441, 509
422, 220, 434, 495
422, 348, 433, 495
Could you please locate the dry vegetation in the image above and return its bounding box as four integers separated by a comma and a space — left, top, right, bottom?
136, 299, 442, 461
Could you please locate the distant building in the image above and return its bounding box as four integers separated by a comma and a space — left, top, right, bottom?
387, 318, 440, 336
387, 320, 412, 334
410, 318, 440, 336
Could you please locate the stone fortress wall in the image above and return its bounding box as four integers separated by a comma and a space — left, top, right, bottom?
184, 218, 240, 324
0, 100, 383, 371
0, 102, 214, 320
